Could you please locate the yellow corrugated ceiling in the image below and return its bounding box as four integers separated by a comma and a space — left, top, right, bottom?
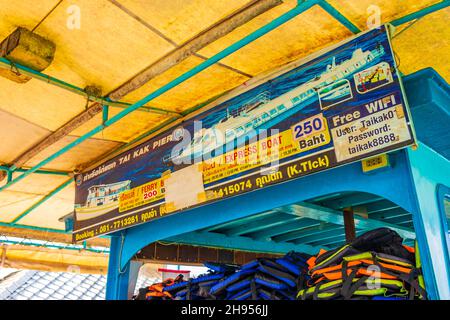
0, 0, 447, 232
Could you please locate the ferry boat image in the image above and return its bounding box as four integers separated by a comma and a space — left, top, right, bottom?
318, 79, 353, 110
168, 45, 386, 163
75, 180, 131, 221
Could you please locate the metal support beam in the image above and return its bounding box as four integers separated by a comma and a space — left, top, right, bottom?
0, 238, 108, 254
343, 207, 356, 242
0, 57, 179, 117
224, 214, 299, 236
102, 105, 109, 124
315, 193, 383, 210
370, 207, 410, 219
249, 217, 316, 240
292, 226, 346, 245
166, 230, 326, 255
206, 211, 275, 232
276, 202, 416, 239
0, 0, 280, 179
10, 178, 73, 224
318, 0, 360, 33
271, 223, 323, 242
0, 166, 69, 176
0, 222, 68, 234
391, 0, 450, 26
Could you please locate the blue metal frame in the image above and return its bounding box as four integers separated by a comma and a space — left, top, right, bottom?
436, 184, 450, 253
278, 202, 415, 239
406, 144, 450, 299
391, 0, 450, 26
318, 0, 360, 33
107, 149, 417, 299
166, 230, 324, 254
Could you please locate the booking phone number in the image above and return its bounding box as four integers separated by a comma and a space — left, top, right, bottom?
94, 209, 161, 235
97, 215, 139, 233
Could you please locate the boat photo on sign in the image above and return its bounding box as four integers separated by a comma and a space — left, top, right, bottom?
73, 24, 415, 242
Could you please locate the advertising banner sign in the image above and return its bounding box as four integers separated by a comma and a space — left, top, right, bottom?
73, 25, 415, 241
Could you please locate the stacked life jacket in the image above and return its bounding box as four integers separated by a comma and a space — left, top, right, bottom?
134, 274, 185, 300
297, 228, 427, 300
206, 251, 311, 300
163, 262, 239, 300
160, 251, 311, 300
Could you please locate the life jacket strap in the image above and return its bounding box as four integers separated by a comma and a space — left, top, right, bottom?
369, 252, 427, 299
251, 279, 258, 300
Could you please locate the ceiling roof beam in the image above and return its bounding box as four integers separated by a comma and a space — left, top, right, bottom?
277, 202, 416, 239
224, 214, 299, 237
370, 208, 411, 219
313, 192, 384, 210
317, 0, 360, 33
390, 0, 450, 26
0, 224, 109, 247
9, 178, 73, 224
249, 217, 317, 240
313, 229, 367, 247
165, 230, 327, 255
270, 223, 325, 242
205, 211, 276, 232
291, 226, 345, 244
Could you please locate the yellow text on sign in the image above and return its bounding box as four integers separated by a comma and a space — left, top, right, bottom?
291, 114, 331, 152
202, 129, 302, 184
118, 178, 165, 212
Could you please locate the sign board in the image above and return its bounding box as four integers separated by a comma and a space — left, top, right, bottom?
73, 25, 415, 241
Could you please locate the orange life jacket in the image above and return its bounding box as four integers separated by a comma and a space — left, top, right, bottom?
145, 275, 184, 299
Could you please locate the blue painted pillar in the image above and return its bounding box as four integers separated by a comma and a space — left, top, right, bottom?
105, 233, 131, 300
407, 143, 450, 299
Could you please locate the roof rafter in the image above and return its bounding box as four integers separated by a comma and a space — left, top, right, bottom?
276, 203, 416, 239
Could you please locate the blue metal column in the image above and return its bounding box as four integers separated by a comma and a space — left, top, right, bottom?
406, 143, 450, 300
105, 233, 131, 300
